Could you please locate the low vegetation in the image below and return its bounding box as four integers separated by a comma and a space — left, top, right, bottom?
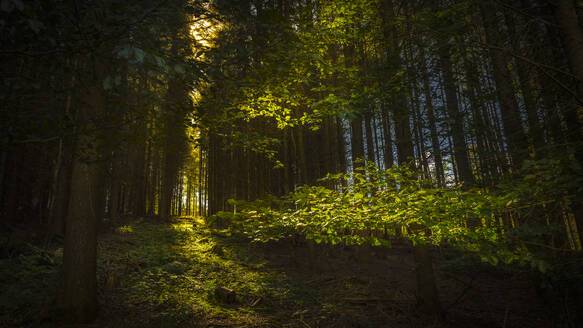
3, 213, 581, 327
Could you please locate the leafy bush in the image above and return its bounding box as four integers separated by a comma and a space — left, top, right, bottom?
228, 158, 583, 272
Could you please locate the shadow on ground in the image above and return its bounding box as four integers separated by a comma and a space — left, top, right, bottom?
94, 217, 550, 328
1, 217, 551, 328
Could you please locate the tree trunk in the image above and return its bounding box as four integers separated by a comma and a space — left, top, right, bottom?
504, 5, 545, 154
49, 138, 73, 237
414, 243, 443, 318
552, 0, 583, 245
437, 44, 474, 187
60, 84, 103, 323
380, 103, 394, 169
480, 3, 529, 168
421, 58, 445, 186
365, 113, 376, 165
553, 0, 583, 105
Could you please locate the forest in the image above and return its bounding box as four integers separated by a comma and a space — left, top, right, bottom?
1, 0, 583, 327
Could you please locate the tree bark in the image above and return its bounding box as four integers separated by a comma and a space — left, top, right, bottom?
480, 3, 529, 168
438, 42, 474, 186
504, 5, 545, 154
553, 0, 583, 104
413, 243, 443, 318
60, 84, 103, 323
551, 0, 583, 246
421, 58, 445, 186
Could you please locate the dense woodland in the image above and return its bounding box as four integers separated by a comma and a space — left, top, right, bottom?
1, 0, 583, 327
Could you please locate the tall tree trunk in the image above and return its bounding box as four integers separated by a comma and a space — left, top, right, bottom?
551, 0, 583, 245
480, 2, 529, 168
413, 241, 442, 319
60, 84, 103, 323
505, 5, 545, 154
462, 54, 493, 185
49, 76, 76, 236
380, 103, 394, 169
49, 138, 73, 237
437, 44, 474, 187
365, 113, 376, 164
421, 57, 445, 186
336, 117, 348, 177
344, 43, 364, 169
351, 118, 365, 168
552, 0, 583, 106
296, 126, 308, 184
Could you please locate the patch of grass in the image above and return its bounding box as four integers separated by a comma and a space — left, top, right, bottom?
96, 217, 311, 327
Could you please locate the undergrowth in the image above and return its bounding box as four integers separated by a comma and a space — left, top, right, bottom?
0, 216, 567, 327
92, 217, 322, 327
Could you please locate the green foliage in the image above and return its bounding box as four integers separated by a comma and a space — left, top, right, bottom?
199, 0, 390, 141
229, 159, 583, 272
117, 225, 134, 233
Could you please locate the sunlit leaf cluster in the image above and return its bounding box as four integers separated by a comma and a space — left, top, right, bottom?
215, 157, 583, 273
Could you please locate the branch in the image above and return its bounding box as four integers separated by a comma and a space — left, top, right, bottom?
11, 136, 61, 144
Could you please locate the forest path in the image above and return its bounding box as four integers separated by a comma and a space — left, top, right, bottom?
88, 217, 547, 328
0, 216, 550, 328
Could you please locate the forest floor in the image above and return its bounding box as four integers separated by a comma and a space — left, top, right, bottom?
1, 217, 552, 328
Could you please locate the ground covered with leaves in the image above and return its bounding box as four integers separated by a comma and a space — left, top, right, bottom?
1, 217, 554, 327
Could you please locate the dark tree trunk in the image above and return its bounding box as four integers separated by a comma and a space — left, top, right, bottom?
480, 3, 529, 168
437, 44, 474, 187
365, 113, 376, 164
421, 58, 445, 186
60, 84, 103, 323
